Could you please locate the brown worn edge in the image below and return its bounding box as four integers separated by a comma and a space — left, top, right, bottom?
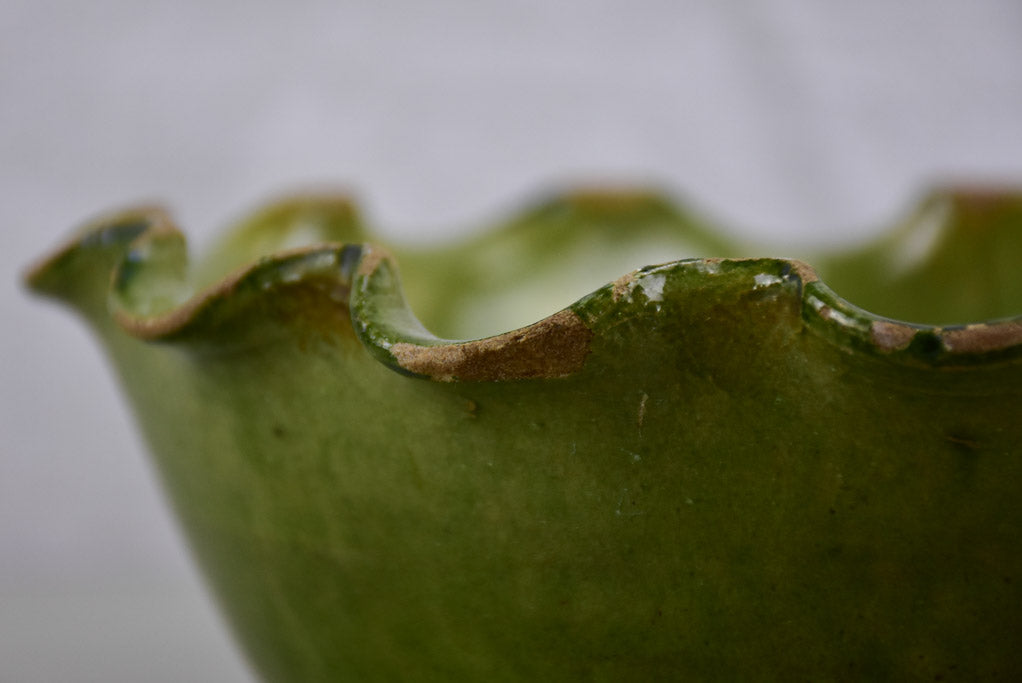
870, 320, 919, 352
942, 322, 1022, 354
390, 308, 593, 381
867, 320, 1022, 355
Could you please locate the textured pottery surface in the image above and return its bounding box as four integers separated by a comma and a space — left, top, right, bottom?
27, 188, 1022, 681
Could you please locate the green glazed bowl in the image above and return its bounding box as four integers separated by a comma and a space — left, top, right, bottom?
26, 188, 1022, 681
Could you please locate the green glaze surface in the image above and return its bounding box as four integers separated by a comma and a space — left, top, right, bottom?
26, 188, 1022, 681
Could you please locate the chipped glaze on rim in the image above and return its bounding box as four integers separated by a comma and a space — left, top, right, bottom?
801, 277, 1022, 366
25, 193, 1022, 381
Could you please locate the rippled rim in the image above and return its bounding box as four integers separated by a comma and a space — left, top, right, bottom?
25, 195, 1022, 380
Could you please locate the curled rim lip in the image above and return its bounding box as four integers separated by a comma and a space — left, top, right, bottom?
24, 192, 1022, 381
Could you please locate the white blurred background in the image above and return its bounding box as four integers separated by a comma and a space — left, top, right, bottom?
3, 1, 1022, 680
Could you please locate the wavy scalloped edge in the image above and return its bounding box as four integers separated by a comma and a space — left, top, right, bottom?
25, 193, 1022, 381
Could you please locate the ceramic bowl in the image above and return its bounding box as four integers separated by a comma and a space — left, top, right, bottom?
27, 188, 1022, 681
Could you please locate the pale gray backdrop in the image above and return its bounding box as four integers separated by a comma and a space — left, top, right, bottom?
3, 1, 1022, 680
